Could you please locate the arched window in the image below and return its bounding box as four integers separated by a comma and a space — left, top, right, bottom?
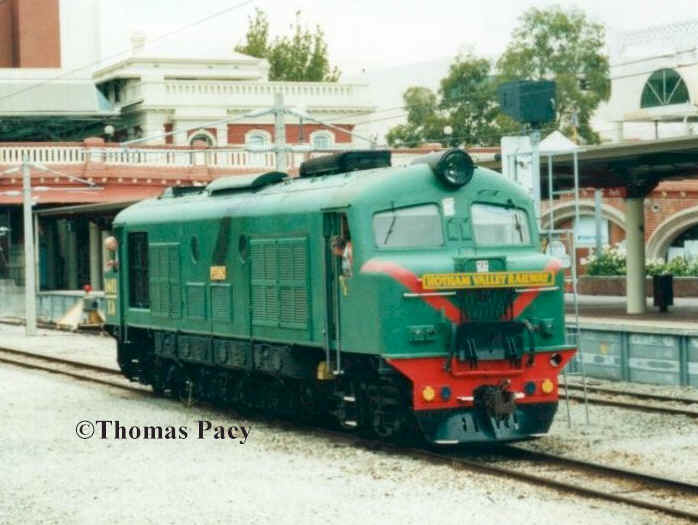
640, 68, 690, 108
188, 129, 216, 147
310, 130, 334, 150
246, 132, 268, 147
245, 130, 271, 147
245, 130, 271, 167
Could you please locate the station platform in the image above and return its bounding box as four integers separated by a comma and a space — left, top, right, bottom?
567, 294, 698, 328
564, 295, 698, 387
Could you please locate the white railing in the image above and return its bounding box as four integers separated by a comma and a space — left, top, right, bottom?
0, 144, 498, 170
0, 146, 86, 165
102, 148, 285, 169
0, 145, 299, 169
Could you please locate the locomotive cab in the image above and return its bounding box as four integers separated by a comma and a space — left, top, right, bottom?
335, 149, 576, 443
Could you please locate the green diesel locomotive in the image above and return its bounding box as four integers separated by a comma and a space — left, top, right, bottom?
104, 149, 575, 444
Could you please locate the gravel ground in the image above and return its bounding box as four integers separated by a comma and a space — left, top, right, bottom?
0, 322, 697, 485
0, 323, 117, 370
1, 365, 691, 525
519, 398, 698, 483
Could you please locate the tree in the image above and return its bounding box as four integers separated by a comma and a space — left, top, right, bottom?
235, 9, 341, 82
386, 54, 505, 147
386, 87, 446, 147
235, 8, 269, 59
496, 6, 610, 143
438, 54, 505, 146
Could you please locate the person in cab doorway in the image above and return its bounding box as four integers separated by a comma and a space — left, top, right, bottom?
331, 236, 353, 278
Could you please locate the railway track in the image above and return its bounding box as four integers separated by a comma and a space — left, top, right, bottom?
0, 347, 149, 393
560, 383, 698, 418
1, 346, 697, 522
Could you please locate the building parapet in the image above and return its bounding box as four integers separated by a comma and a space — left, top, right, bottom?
120, 79, 374, 116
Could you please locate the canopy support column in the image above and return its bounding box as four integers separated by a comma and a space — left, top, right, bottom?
625, 196, 646, 314
89, 221, 102, 291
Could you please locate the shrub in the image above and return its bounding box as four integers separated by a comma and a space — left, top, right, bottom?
583, 248, 698, 276
584, 246, 626, 276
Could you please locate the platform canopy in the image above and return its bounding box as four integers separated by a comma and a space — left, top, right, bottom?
486, 135, 698, 195
0, 79, 119, 140
485, 135, 698, 315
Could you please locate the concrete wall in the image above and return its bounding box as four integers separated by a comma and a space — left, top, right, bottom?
566, 323, 698, 387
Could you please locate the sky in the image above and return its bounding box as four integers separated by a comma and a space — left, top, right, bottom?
98, 0, 698, 77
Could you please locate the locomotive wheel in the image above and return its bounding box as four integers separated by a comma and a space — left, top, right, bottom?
230, 375, 255, 416
164, 364, 196, 405
178, 377, 197, 406
366, 381, 408, 441
150, 358, 167, 396
296, 384, 318, 422
211, 372, 230, 406
162, 364, 181, 399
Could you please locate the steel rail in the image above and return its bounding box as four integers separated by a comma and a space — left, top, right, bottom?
498, 445, 698, 493
560, 390, 698, 418
1, 347, 696, 521
0, 347, 121, 376
563, 382, 698, 405
429, 448, 698, 523
0, 347, 145, 394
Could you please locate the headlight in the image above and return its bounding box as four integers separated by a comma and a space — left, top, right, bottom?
410, 148, 475, 188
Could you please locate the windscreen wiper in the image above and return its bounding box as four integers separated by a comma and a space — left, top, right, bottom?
383, 213, 397, 245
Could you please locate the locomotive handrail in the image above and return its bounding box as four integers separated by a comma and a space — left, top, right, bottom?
514, 286, 559, 293
403, 291, 456, 297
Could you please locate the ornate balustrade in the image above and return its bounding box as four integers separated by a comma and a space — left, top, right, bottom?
0, 143, 497, 171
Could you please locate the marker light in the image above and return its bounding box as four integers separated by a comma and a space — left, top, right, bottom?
440, 386, 452, 401
524, 381, 536, 396
541, 379, 555, 394
422, 386, 436, 402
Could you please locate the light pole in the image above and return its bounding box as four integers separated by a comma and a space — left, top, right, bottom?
1, 157, 97, 336
443, 125, 453, 146
1, 158, 39, 335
